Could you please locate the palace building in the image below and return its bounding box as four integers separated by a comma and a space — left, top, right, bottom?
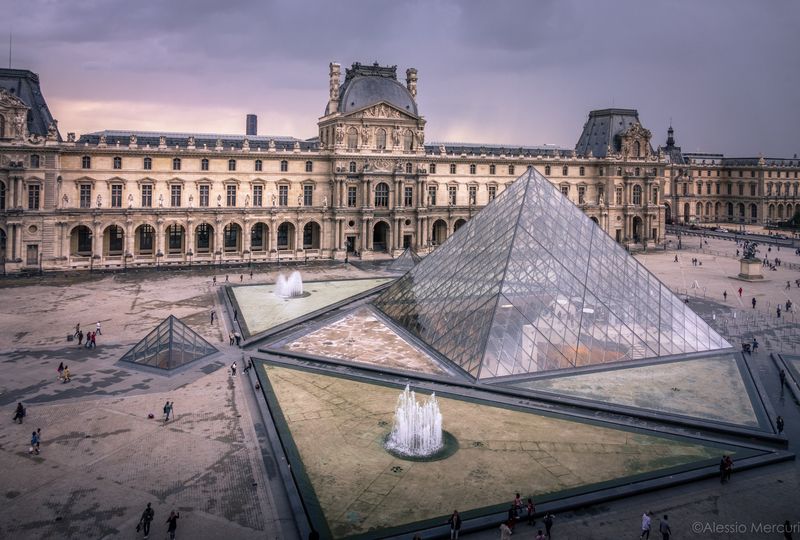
0, 62, 797, 274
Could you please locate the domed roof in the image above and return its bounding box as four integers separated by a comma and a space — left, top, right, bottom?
339, 76, 417, 116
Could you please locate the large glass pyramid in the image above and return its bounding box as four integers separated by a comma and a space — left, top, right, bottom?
372, 168, 730, 380
120, 315, 218, 370
387, 246, 422, 273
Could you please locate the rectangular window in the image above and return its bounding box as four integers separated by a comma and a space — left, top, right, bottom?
253, 185, 263, 207
449, 164, 456, 174
715, 183, 720, 195
578, 185, 585, 204
171, 185, 182, 207
706, 183, 711, 195
682, 183, 688, 196
738, 183, 744, 196
727, 183, 732, 195
488, 185, 497, 201
615, 187, 623, 205
305, 161, 313, 173
429, 163, 436, 174
141, 185, 152, 207
469, 185, 477, 205
448, 185, 457, 205
255, 159, 262, 172
279, 185, 288, 206
80, 184, 92, 208
404, 186, 413, 207
28, 184, 40, 210
560, 185, 569, 197
303, 185, 313, 206
199, 185, 209, 207
111, 184, 122, 208
428, 185, 437, 205
750, 184, 757, 196
347, 186, 357, 207
226, 185, 236, 207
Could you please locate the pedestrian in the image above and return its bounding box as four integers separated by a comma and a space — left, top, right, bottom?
85, 331, 92, 349
164, 401, 173, 422
210, 311, 215, 324
507, 503, 518, 531
674, 255, 678, 263
543, 512, 554, 538
777, 306, 782, 318
137, 502, 155, 538
640, 511, 653, 539
448, 510, 462, 539
30, 430, 40, 455
229, 332, 234, 346
77, 329, 83, 345
234, 332, 241, 346
535, 530, 546, 540
723, 290, 727, 301
13, 402, 25, 424
165, 510, 180, 540
74, 323, 80, 337
34, 427, 41, 453
239, 274, 243, 282
526, 498, 536, 525
225, 274, 229, 283
249, 270, 253, 279
62, 366, 71, 382
787, 281, 792, 291
243, 359, 251, 374
499, 521, 512, 540
91, 331, 97, 348
659, 515, 671, 540
738, 287, 743, 297
723, 455, 733, 482
776, 415, 785, 434
752, 337, 758, 353
96, 321, 102, 335
231, 362, 237, 376
780, 368, 787, 386
57, 361, 64, 381
212, 276, 217, 285
752, 297, 757, 309
233, 309, 238, 322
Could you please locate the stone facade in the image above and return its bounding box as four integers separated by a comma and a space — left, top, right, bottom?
1, 61, 732, 274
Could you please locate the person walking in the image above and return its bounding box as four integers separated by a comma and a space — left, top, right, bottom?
738, 287, 743, 297
77, 329, 83, 346
13, 402, 25, 424
526, 498, 536, 525
752, 297, 757, 309
780, 368, 787, 386
233, 309, 238, 322
229, 332, 234, 346
30, 430, 40, 455
776, 415, 785, 434
57, 362, 64, 381
447, 510, 462, 539
212, 276, 217, 285
137, 502, 154, 539
543, 512, 554, 538
640, 511, 653, 539
239, 274, 243, 282
225, 275, 229, 283
165, 510, 180, 540
723, 290, 727, 301
234, 332, 241, 346
164, 401, 173, 422
777, 306, 782, 319
659, 515, 671, 540
499, 521, 512, 540
231, 362, 237, 377
210, 311, 215, 325
62, 366, 71, 383
723, 455, 733, 482
507, 503, 518, 531
90, 331, 97, 348
96, 321, 102, 335
74, 323, 81, 337
752, 337, 759, 353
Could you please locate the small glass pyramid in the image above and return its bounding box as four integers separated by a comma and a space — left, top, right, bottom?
387, 246, 423, 273
373, 168, 730, 380
120, 315, 218, 370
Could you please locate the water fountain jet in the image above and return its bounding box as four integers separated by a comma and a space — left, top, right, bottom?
385, 384, 443, 458
274, 271, 304, 298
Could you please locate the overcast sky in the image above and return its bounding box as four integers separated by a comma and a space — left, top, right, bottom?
4, 0, 800, 156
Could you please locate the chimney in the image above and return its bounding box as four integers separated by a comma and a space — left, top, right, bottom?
246, 114, 257, 136
328, 62, 341, 114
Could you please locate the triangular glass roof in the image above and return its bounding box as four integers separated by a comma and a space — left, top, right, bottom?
387, 246, 423, 273
120, 315, 218, 370
372, 168, 730, 380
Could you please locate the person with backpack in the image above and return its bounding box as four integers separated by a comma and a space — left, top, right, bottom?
137, 502, 154, 538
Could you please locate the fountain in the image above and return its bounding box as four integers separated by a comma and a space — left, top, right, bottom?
274, 271, 304, 298
385, 384, 443, 458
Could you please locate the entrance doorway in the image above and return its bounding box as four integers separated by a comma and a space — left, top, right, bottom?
346, 236, 356, 253
373, 222, 389, 252
26, 244, 38, 266
403, 234, 412, 249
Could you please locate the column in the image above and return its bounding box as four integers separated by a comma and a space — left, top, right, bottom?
367, 218, 373, 250
360, 219, 367, 251
243, 223, 252, 253
269, 219, 277, 254
125, 222, 134, 256
214, 223, 223, 257
93, 223, 103, 258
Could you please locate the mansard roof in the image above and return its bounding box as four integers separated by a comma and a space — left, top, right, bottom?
575, 108, 653, 158
425, 142, 568, 158
77, 130, 320, 151
330, 62, 418, 117
0, 68, 61, 140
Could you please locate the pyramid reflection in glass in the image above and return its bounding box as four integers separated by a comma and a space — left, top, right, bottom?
120, 315, 218, 370
373, 168, 730, 380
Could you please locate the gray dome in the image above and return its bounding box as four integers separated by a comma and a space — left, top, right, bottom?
338, 76, 417, 116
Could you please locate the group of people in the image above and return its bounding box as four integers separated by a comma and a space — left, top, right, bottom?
640, 511, 671, 539
57, 362, 72, 383
137, 502, 180, 539
446, 494, 555, 540
719, 455, 734, 483
74, 321, 102, 348
12, 405, 43, 456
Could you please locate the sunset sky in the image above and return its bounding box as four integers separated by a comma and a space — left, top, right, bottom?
4, 0, 800, 156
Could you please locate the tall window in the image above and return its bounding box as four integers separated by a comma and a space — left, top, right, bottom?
144, 157, 152, 170
578, 186, 585, 204
428, 185, 437, 205
404, 186, 413, 206
727, 183, 732, 195
111, 184, 122, 208
141, 185, 152, 207
560, 185, 569, 197
449, 164, 456, 174
508, 165, 515, 175
139, 225, 154, 252
253, 185, 263, 207
632, 185, 642, 205
224, 224, 239, 250
108, 225, 123, 253
376, 128, 387, 150
172, 157, 181, 171
80, 184, 92, 208
599, 167, 604, 176
28, 184, 40, 210
750, 184, 757, 197
171, 185, 182, 207
652, 186, 658, 204
634, 167, 640, 176
251, 223, 265, 250
255, 159, 262, 172
375, 183, 389, 207
228, 159, 236, 171
406, 162, 413, 174
30, 154, 41, 168
738, 183, 744, 196
279, 185, 288, 206
579, 166, 585, 176
280, 160, 288, 172
448, 185, 457, 205
201, 158, 209, 171
562, 166, 569, 176
226, 185, 236, 206
469, 164, 476, 175
347, 128, 359, 149
81, 156, 91, 169
303, 184, 313, 206
429, 163, 437, 174
488, 185, 497, 201
113, 156, 122, 169
196, 224, 210, 250
347, 186, 357, 207
349, 161, 357, 173
615, 187, 623, 205
305, 160, 313, 172
469, 185, 477, 205
489, 164, 496, 175
0, 182, 5, 209
168, 224, 183, 252
199, 185, 209, 207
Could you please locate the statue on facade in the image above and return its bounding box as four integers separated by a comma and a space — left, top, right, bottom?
415, 129, 424, 146
335, 126, 344, 144
47, 122, 58, 141
187, 136, 195, 147
96, 194, 103, 208
268, 138, 276, 150
158, 194, 164, 207
297, 194, 303, 206
244, 194, 250, 207
62, 194, 69, 207
323, 195, 328, 208
129, 134, 137, 145
361, 126, 370, 146
271, 193, 276, 206
67, 133, 76, 143
99, 134, 107, 146
188, 194, 194, 208
159, 135, 167, 147
391, 126, 401, 146
243, 138, 250, 151
217, 194, 222, 207
13, 112, 25, 139
742, 241, 758, 260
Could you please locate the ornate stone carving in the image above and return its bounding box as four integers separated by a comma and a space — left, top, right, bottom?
391, 126, 401, 146
129, 134, 137, 146
415, 129, 424, 146
335, 125, 344, 144
67, 133, 76, 143
217, 194, 222, 207
242, 138, 250, 151
362, 103, 401, 119
268, 138, 276, 150
361, 126, 371, 146
0, 88, 26, 108
47, 122, 58, 141
159, 194, 164, 207
159, 135, 167, 148
96, 194, 103, 208
98, 134, 107, 147
329, 62, 341, 101
128, 193, 134, 208
13, 111, 26, 139
364, 158, 394, 172
187, 136, 195, 148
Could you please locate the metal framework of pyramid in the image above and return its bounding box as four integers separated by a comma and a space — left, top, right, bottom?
120, 315, 218, 370
373, 168, 730, 380
387, 246, 423, 273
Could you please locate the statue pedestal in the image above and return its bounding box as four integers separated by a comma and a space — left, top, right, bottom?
737, 258, 764, 281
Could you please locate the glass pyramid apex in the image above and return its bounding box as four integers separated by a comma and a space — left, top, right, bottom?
373, 168, 730, 380
387, 246, 423, 273
120, 315, 218, 370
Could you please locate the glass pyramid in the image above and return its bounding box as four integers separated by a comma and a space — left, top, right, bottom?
372, 168, 730, 380
120, 315, 218, 370
387, 246, 423, 273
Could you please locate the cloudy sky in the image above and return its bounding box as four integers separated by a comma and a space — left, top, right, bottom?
5, 0, 800, 156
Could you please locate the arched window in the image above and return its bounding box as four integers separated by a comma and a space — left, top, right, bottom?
144, 157, 152, 170
172, 157, 181, 171
633, 140, 641, 157
727, 202, 734, 216
305, 160, 313, 172
349, 161, 357, 173
228, 159, 236, 171
633, 185, 642, 205
508, 165, 515, 175
469, 164, 476, 174
30, 154, 41, 168
201, 158, 209, 171
375, 128, 387, 150
562, 166, 568, 176
403, 130, 413, 151
489, 164, 496, 175
374, 182, 389, 207
406, 162, 413, 174
81, 156, 91, 169
347, 127, 358, 149
544, 165, 551, 175
255, 159, 262, 172
113, 156, 122, 169
278, 160, 288, 172
750, 204, 758, 219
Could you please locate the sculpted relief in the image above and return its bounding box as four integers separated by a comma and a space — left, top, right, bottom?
362, 103, 402, 119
